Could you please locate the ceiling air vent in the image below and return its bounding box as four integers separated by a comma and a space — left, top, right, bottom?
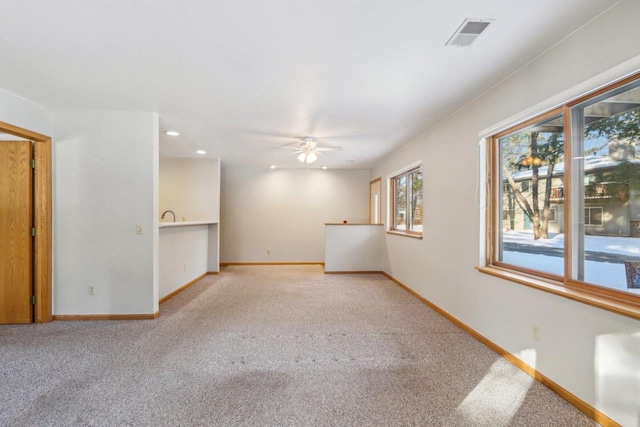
445, 19, 493, 47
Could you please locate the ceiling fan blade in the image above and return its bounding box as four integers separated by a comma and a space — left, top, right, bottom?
315, 147, 341, 152
279, 145, 303, 150
246, 130, 300, 139
286, 150, 303, 156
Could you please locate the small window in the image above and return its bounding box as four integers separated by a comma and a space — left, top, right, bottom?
389, 165, 423, 236
584, 207, 603, 226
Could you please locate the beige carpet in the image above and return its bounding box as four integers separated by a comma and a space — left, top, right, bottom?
0, 265, 597, 426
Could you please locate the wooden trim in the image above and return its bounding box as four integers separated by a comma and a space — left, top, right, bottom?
383, 272, 621, 427
486, 135, 494, 267
207, 271, 219, 275
53, 311, 160, 321
567, 70, 640, 108
492, 260, 564, 283
159, 272, 208, 304
477, 266, 640, 320
324, 271, 383, 274
0, 120, 52, 323
386, 230, 423, 239
220, 262, 325, 266
0, 120, 50, 142
33, 139, 52, 322
492, 107, 565, 139
565, 278, 640, 306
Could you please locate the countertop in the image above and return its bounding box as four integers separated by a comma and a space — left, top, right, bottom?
159, 221, 218, 228
324, 223, 384, 226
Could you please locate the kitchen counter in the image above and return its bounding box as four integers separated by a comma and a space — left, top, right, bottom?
159, 221, 218, 228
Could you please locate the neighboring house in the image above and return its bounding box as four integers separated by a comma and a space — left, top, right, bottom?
503, 142, 640, 237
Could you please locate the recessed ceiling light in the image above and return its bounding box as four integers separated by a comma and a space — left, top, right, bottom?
321, 166, 327, 170
165, 131, 179, 136
269, 165, 276, 169
196, 150, 206, 155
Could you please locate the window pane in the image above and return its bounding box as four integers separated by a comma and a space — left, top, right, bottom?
410, 169, 423, 232
394, 175, 407, 230
571, 79, 640, 293
498, 113, 565, 276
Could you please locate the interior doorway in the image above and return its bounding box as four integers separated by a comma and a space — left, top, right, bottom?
0, 121, 52, 323
370, 177, 381, 224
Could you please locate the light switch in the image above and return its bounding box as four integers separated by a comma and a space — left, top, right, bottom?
136, 224, 143, 235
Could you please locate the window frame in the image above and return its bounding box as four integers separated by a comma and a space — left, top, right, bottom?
482, 72, 640, 320
388, 163, 423, 238
584, 207, 603, 227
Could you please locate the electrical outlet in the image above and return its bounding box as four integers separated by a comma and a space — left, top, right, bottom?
532, 325, 541, 342
88, 286, 95, 296
267, 248, 271, 255
136, 224, 143, 235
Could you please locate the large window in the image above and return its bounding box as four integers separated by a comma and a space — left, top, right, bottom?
390, 165, 423, 237
486, 73, 640, 316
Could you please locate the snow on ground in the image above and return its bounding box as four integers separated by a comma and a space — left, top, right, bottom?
502, 251, 638, 293
502, 230, 640, 256
501, 231, 640, 294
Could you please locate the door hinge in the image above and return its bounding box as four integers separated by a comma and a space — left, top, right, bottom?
31, 227, 37, 237
30, 295, 37, 305
31, 158, 38, 169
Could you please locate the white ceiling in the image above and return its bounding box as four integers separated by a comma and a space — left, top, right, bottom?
0, 0, 620, 169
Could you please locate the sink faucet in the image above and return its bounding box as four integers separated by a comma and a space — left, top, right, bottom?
161, 210, 176, 222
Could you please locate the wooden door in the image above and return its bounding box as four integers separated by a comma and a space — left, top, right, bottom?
0, 141, 33, 324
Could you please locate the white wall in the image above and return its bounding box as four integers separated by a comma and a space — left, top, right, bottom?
53, 111, 159, 315
159, 158, 220, 222
159, 225, 209, 299
371, 1, 640, 425
0, 88, 52, 136
325, 225, 384, 272
221, 168, 369, 263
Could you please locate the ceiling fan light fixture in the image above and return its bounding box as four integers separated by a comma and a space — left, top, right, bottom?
306, 152, 318, 163
297, 151, 318, 164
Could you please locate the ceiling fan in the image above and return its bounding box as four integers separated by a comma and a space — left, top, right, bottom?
280, 137, 341, 164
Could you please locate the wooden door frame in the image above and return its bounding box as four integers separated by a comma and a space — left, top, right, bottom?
1, 120, 52, 323
369, 177, 382, 224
